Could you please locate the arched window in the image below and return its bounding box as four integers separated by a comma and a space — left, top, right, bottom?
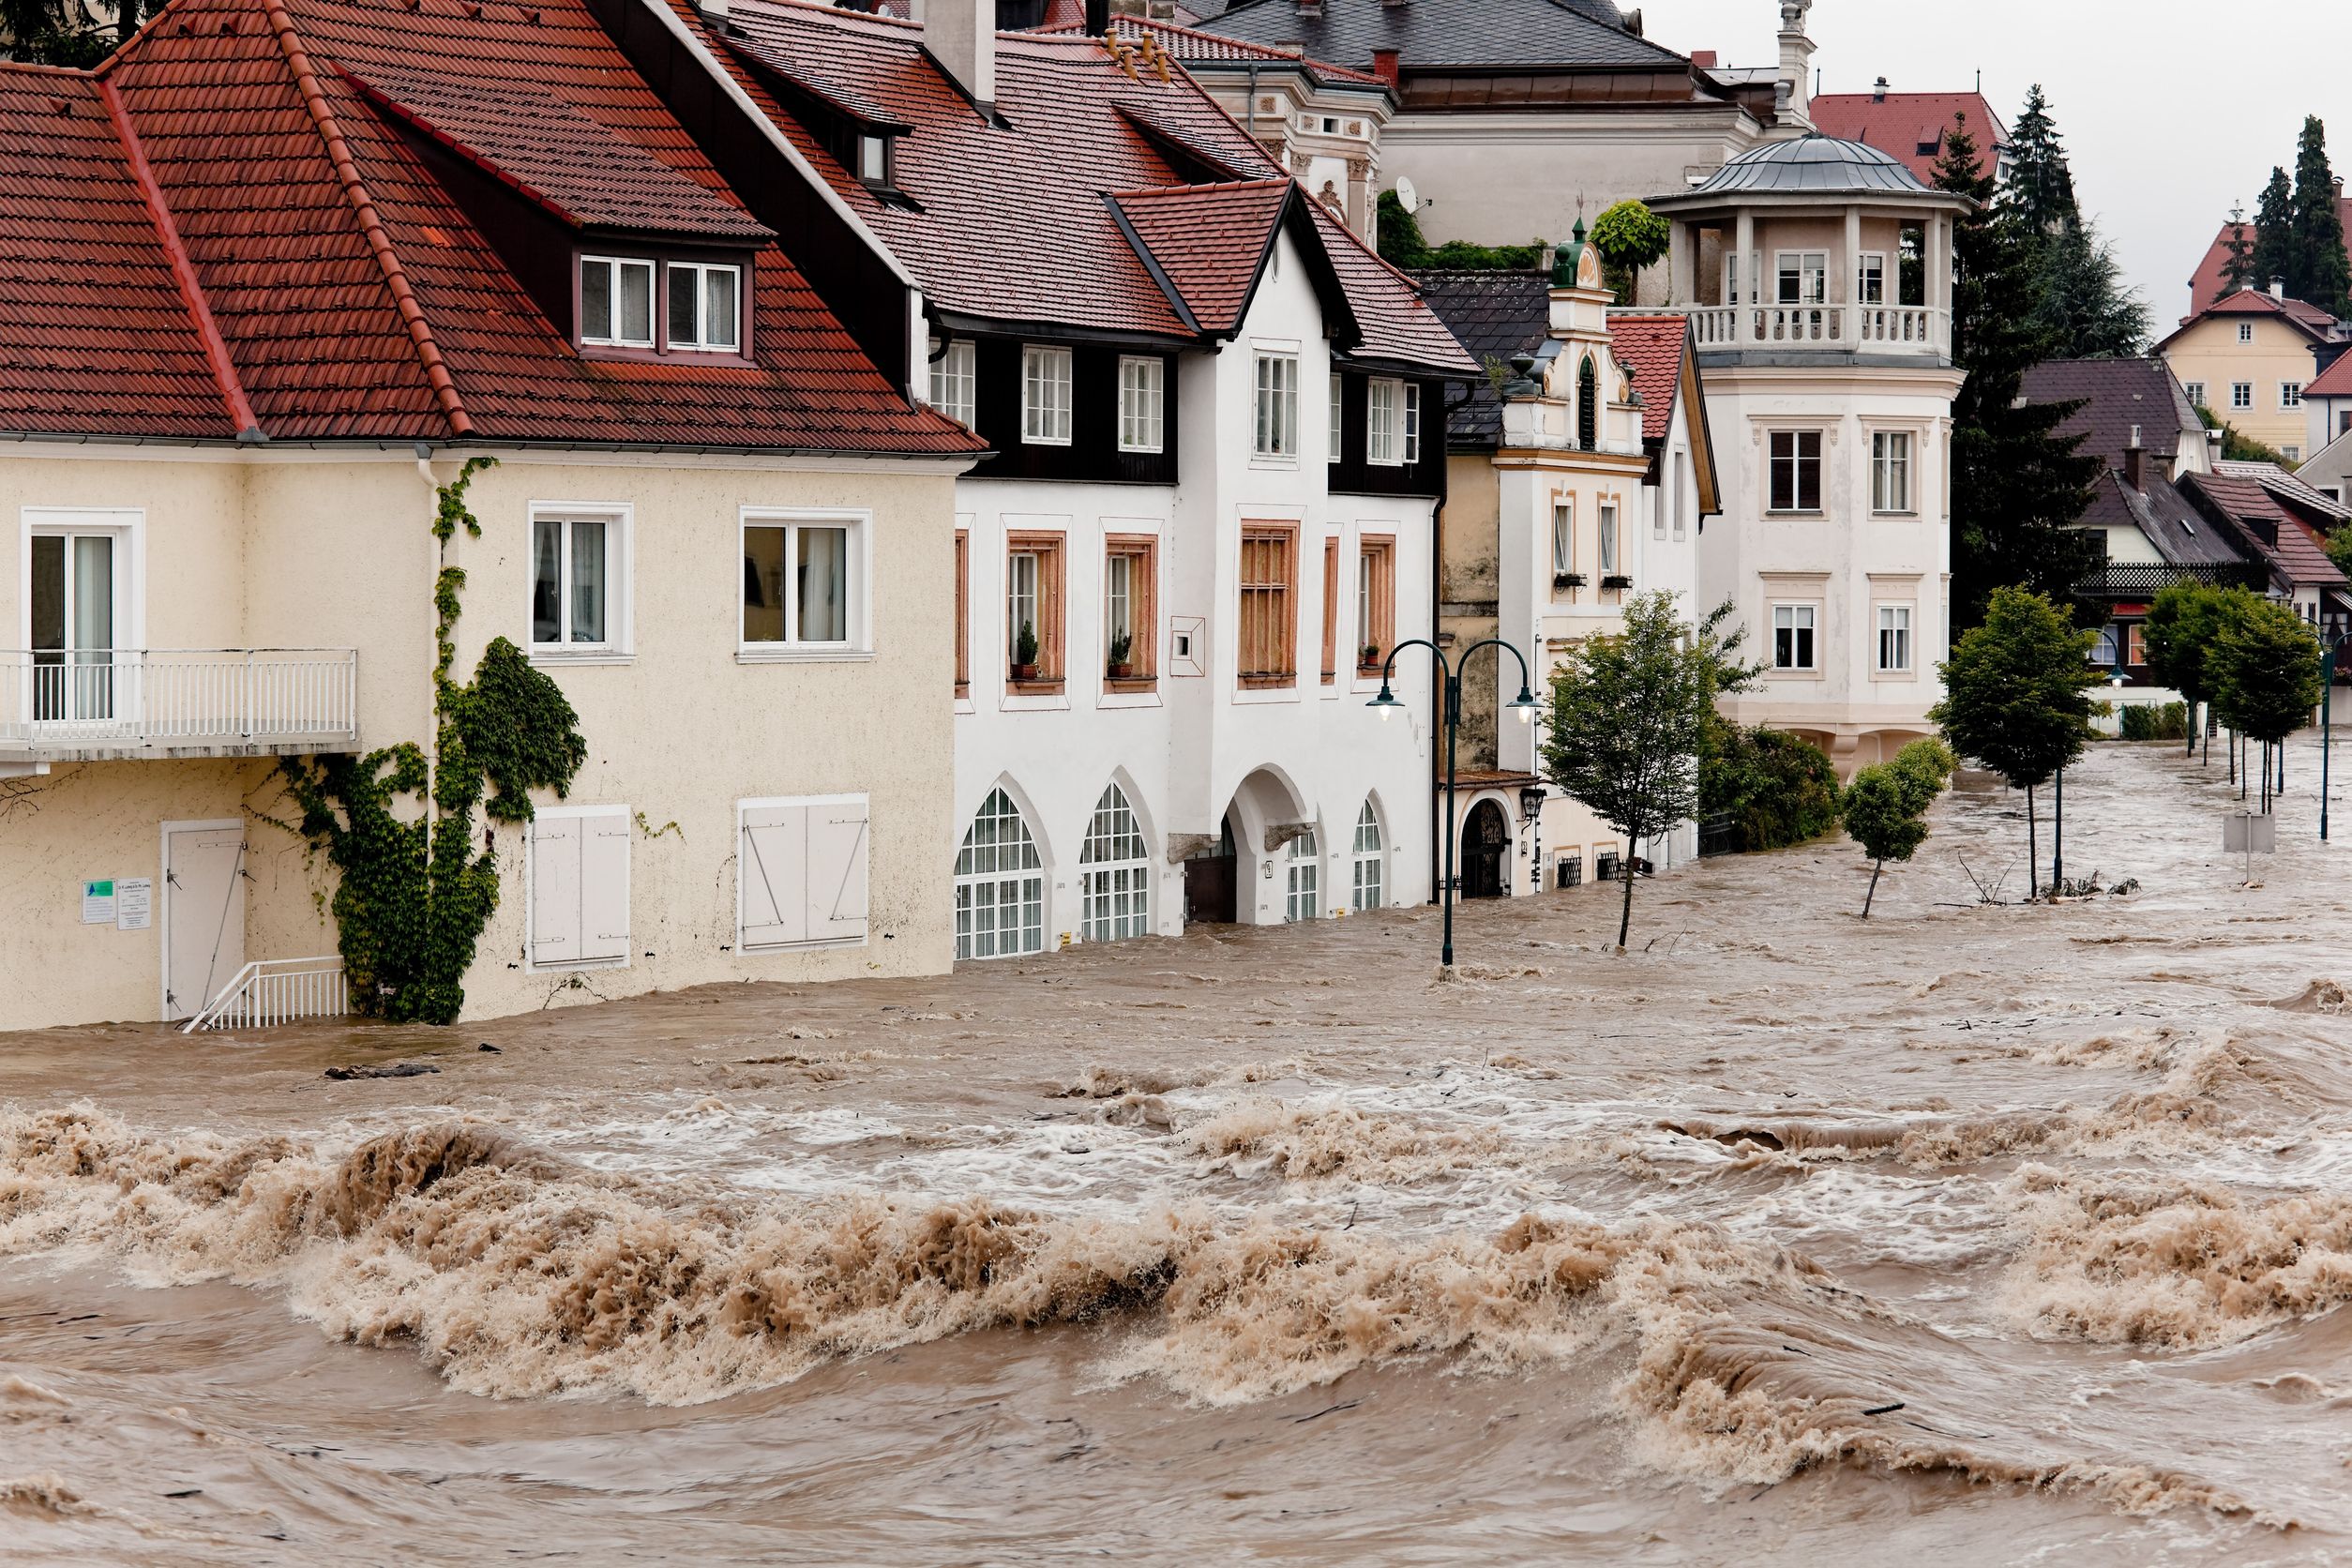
955, 789, 1043, 959
1576, 355, 1598, 451
1286, 829, 1320, 923
1080, 783, 1151, 942
1350, 801, 1384, 912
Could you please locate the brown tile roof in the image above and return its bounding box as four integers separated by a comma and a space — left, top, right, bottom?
1606, 312, 1688, 445
0, 0, 978, 452
2155, 283, 2343, 350
2018, 357, 2202, 468
2304, 350, 2352, 399
2180, 470, 2349, 590
1803, 91, 2009, 187
701, 0, 1470, 372
1039, 15, 1392, 87
0, 64, 244, 438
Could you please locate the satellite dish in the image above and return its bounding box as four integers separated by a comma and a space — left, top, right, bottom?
1394, 176, 1421, 214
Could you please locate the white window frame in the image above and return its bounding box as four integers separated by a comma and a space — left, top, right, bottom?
738, 792, 871, 954
1402, 382, 1421, 463
1285, 828, 1320, 923
928, 338, 975, 427
528, 503, 632, 661
1328, 372, 1343, 461
580, 254, 655, 348
1774, 249, 1828, 305
1367, 377, 1405, 465
1857, 251, 1886, 305
2232, 383, 2254, 411
1022, 345, 1073, 445
1551, 498, 1575, 578
2183, 381, 2206, 409
666, 261, 742, 354
2281, 382, 2304, 410
1768, 430, 1824, 513
1118, 355, 1165, 454
738, 507, 873, 660
955, 787, 1045, 959
1597, 502, 1619, 577
526, 803, 631, 972
21, 506, 142, 657
1255, 351, 1301, 460
1350, 800, 1384, 912
1875, 603, 1914, 673
1772, 601, 1818, 671
1079, 782, 1152, 943
2239, 322, 2255, 344
1870, 430, 1914, 516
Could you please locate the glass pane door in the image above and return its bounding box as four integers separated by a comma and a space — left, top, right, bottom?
28, 533, 114, 721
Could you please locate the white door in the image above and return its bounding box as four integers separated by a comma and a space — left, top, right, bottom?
163, 822, 244, 1020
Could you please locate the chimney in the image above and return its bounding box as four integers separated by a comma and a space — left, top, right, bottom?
1872, 75, 1888, 102
1371, 47, 1400, 84
1775, 0, 1815, 129
2123, 425, 2144, 491
1690, 49, 1716, 68
2271, 277, 2285, 299
926, 0, 998, 108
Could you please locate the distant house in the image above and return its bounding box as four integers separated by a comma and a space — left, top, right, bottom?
1190, 0, 1807, 282
1809, 83, 2012, 188
2019, 359, 2255, 715
2186, 467, 2351, 641
1422, 244, 1718, 897
2182, 193, 2352, 318
2155, 285, 2347, 463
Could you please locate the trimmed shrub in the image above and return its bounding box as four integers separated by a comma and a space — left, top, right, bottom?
2117, 701, 2188, 742
1702, 722, 1841, 852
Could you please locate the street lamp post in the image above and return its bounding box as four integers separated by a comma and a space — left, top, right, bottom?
2324, 633, 2348, 842
1368, 638, 1542, 968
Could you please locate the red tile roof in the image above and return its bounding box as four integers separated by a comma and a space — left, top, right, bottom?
0, 0, 978, 452
2184, 203, 2352, 319
1605, 312, 1688, 444
699, 0, 1469, 372
2180, 470, 2349, 590
2305, 351, 2352, 399
0, 65, 244, 438
1808, 91, 2009, 187
1112, 178, 1289, 333
2153, 284, 2343, 352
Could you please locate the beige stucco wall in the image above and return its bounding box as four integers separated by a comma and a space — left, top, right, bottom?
0, 446, 960, 1031
2162, 314, 2325, 459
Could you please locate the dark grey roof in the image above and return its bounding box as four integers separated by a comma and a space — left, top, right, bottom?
2108, 474, 2245, 567
1193, 0, 1681, 71
2020, 358, 2201, 469
1682, 133, 1932, 197
1412, 268, 1552, 445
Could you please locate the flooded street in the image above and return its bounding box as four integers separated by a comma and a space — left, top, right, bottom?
4, 737, 2349, 1565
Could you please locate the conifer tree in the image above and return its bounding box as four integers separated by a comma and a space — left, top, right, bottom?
2215, 204, 2255, 304
2002, 84, 2077, 236
2250, 167, 2296, 295
1937, 112, 2101, 628
2291, 116, 2351, 318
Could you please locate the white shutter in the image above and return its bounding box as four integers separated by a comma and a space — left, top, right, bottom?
807, 800, 869, 942
739, 804, 809, 949
531, 815, 581, 965
580, 809, 631, 963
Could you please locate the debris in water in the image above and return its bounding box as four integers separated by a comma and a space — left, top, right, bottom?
1862, 1403, 1906, 1416
323, 1062, 442, 1080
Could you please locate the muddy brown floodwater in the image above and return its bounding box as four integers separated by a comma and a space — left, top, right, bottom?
4, 737, 2350, 1566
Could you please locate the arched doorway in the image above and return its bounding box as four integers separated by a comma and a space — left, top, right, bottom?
955, 788, 1045, 959
1183, 810, 1239, 926
1349, 800, 1384, 912
1461, 799, 1510, 899
1080, 782, 1151, 942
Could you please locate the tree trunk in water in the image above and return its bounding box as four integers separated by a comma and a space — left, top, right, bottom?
2188, 701, 2198, 758
1862, 859, 1882, 918
2262, 742, 2270, 814
1617, 858, 1635, 949
2026, 785, 2038, 901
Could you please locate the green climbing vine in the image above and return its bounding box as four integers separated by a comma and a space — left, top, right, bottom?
279, 457, 587, 1024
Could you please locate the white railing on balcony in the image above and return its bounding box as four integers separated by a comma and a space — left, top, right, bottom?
0, 649, 357, 753
1685, 305, 1947, 354
181, 956, 350, 1033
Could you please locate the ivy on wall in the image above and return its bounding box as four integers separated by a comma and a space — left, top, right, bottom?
279, 457, 587, 1024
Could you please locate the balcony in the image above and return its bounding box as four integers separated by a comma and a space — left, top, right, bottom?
0, 649, 358, 760
2073, 562, 2267, 598
1684, 304, 1949, 357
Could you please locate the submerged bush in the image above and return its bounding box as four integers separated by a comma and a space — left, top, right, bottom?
1701, 722, 1841, 852
2117, 701, 2188, 743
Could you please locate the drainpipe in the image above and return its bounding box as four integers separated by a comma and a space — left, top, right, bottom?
1429, 401, 1447, 905
1246, 62, 1259, 142
415, 443, 442, 825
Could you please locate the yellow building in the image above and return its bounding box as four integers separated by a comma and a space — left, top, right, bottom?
2157, 286, 2345, 463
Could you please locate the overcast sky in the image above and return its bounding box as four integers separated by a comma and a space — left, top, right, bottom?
1651, 1, 2352, 329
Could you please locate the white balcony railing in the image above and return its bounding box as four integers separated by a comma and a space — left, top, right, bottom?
1684, 304, 1947, 354
182, 956, 350, 1033
0, 649, 357, 754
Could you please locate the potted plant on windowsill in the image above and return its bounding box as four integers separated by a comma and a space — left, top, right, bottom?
1554, 572, 1586, 590
1602, 574, 1635, 591
1107, 629, 1134, 680
1359, 641, 1382, 673
1012, 620, 1040, 682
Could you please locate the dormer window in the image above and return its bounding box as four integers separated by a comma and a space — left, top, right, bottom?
858, 133, 889, 185
668, 262, 741, 354
582, 255, 655, 348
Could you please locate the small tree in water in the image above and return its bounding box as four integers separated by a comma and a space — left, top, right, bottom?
1930, 586, 2100, 899
1542, 591, 1711, 948
2144, 581, 2240, 761
1841, 740, 1956, 917
2207, 596, 2324, 814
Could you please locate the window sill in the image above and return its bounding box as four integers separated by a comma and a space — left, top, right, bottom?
1250, 455, 1301, 471
1021, 436, 1074, 448
530, 649, 634, 668
1002, 690, 1071, 713
1871, 511, 1922, 520
1098, 688, 1163, 711
1869, 669, 1920, 683
1238, 674, 1296, 691
740, 935, 867, 956
1765, 510, 1826, 519
1104, 676, 1157, 695
1008, 677, 1065, 695
737, 646, 876, 665
528, 955, 629, 974
1767, 668, 1824, 681
1118, 445, 1165, 457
